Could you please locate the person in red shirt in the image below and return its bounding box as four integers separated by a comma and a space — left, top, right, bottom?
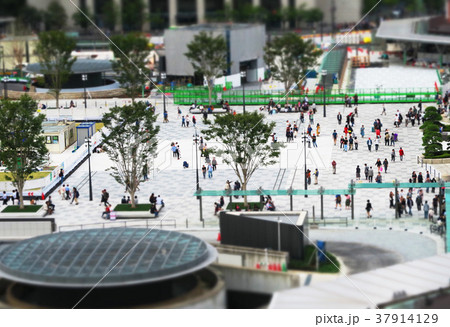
399, 147, 405, 161
102, 204, 111, 219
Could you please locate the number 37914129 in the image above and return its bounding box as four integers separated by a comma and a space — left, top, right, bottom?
376, 314, 438, 324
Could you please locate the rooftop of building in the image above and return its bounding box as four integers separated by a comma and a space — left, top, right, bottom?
376, 16, 450, 45
25, 59, 113, 75
167, 23, 262, 32
0, 228, 217, 288
42, 121, 75, 133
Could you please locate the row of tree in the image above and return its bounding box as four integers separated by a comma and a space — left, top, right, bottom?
34, 29, 320, 108
5, 0, 325, 34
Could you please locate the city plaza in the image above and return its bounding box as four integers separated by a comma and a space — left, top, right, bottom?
23, 64, 447, 261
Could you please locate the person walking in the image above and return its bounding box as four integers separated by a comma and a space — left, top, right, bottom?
391, 149, 396, 162
383, 158, 389, 173
59, 184, 66, 200
423, 200, 429, 219
360, 125, 365, 138
416, 192, 423, 211
399, 147, 405, 161
332, 160, 337, 174
59, 169, 64, 183
335, 194, 342, 210
337, 112, 342, 125
163, 110, 169, 123
367, 137, 372, 151
364, 164, 369, 180
186, 115, 190, 127
65, 184, 71, 200
208, 164, 213, 179
212, 157, 217, 170
407, 196, 413, 216
313, 169, 319, 185
368, 167, 374, 182
332, 130, 338, 145
71, 187, 79, 205
375, 158, 382, 172
181, 115, 186, 127
374, 137, 379, 151
365, 200, 373, 218
202, 165, 206, 179
356, 165, 361, 180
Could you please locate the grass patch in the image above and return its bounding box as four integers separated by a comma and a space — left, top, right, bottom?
0, 171, 51, 182
288, 245, 340, 273
226, 202, 263, 211
2, 205, 43, 213
113, 204, 151, 212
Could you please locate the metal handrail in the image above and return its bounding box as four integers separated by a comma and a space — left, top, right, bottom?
57, 218, 177, 232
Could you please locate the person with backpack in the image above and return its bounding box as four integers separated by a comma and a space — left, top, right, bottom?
365, 200, 373, 218
71, 187, 79, 205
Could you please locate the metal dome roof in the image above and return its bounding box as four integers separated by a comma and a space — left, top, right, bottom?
0, 228, 217, 288
25, 59, 112, 74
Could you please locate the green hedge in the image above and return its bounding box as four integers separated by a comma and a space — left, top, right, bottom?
113, 204, 151, 211
1, 205, 43, 213
226, 202, 263, 211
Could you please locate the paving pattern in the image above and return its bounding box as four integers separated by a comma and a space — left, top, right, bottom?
38, 100, 444, 251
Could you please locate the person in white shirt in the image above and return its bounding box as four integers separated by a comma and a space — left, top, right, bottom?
156, 195, 164, 208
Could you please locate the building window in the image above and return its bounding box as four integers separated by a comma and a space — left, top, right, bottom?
46, 136, 52, 144
52, 136, 59, 144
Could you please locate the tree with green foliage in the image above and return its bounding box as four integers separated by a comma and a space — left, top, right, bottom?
36, 31, 76, 109
0, 95, 48, 209
102, 0, 118, 31
185, 31, 229, 106
422, 124, 443, 156
421, 106, 443, 157
18, 6, 43, 33
2, 0, 26, 17
264, 32, 321, 95
423, 106, 442, 122
202, 112, 282, 206
122, 0, 144, 32
101, 102, 159, 208
73, 6, 93, 31
110, 33, 151, 102
43, 0, 68, 31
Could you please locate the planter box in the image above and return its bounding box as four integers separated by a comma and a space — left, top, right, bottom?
0, 205, 46, 218
112, 204, 164, 219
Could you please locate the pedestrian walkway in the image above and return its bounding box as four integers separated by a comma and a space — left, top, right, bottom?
46, 101, 445, 251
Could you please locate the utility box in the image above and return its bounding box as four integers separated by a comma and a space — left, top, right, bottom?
76, 122, 96, 148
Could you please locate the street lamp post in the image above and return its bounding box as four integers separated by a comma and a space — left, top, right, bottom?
301, 129, 308, 198
161, 72, 167, 114
0, 46, 6, 100
322, 70, 327, 117
3, 76, 9, 100
193, 127, 203, 221
82, 74, 88, 109
85, 137, 93, 201
240, 71, 246, 114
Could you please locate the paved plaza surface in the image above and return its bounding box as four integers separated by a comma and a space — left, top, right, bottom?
33, 99, 446, 260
